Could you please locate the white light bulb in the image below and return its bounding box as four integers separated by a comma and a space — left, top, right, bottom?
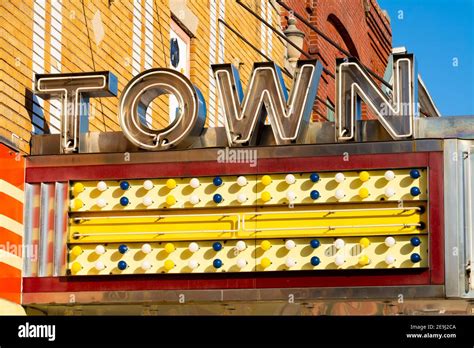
235, 241, 247, 251
95, 245, 106, 255
188, 259, 199, 269
236, 258, 247, 269
237, 193, 247, 203
285, 257, 297, 268
143, 180, 154, 190
384, 236, 396, 247
141, 260, 152, 270
190, 195, 200, 205
334, 239, 345, 250
384, 170, 395, 181
285, 174, 296, 185
335, 189, 346, 200
190, 178, 200, 189
335, 255, 345, 266
335, 173, 345, 183
286, 191, 297, 202
236, 176, 247, 187
95, 261, 105, 270
385, 254, 395, 265
285, 239, 296, 250
142, 196, 153, 206
97, 181, 108, 192
188, 242, 199, 253
141, 243, 152, 254
96, 198, 107, 208
384, 187, 396, 198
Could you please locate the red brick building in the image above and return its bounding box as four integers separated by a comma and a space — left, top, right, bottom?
281, 0, 392, 120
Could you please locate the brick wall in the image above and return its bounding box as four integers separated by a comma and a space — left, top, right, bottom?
282, 0, 392, 120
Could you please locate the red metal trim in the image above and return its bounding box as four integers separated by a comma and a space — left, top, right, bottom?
23, 151, 444, 292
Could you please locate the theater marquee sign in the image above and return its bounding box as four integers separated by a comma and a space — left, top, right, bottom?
34, 54, 418, 153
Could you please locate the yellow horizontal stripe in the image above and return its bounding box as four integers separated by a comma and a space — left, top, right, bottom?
0, 215, 23, 237
0, 180, 23, 203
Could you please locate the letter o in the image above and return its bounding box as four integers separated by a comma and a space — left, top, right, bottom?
119, 68, 206, 150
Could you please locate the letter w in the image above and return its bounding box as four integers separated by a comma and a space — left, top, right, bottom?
212, 60, 322, 146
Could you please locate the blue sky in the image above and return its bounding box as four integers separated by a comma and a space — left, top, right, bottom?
379, 0, 474, 116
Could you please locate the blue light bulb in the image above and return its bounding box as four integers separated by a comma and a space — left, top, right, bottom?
410, 237, 421, 246
310, 173, 320, 183
311, 256, 320, 266
310, 190, 320, 200
410, 253, 421, 263
118, 244, 128, 254
310, 239, 320, 248
118, 260, 127, 270
213, 259, 223, 269
213, 193, 223, 203
410, 187, 421, 196
120, 197, 129, 206
212, 242, 222, 251
410, 169, 420, 179
120, 181, 130, 190
213, 176, 223, 187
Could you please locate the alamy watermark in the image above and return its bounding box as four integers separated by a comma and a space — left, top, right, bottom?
217, 147, 257, 167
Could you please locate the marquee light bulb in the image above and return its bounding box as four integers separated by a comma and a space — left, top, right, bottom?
359, 187, 369, 199
237, 176, 247, 187
141, 260, 152, 271
335, 189, 345, 200
384, 236, 396, 247
310, 173, 320, 183
410, 187, 421, 197
142, 196, 153, 206
235, 241, 247, 251
95, 245, 106, 255
71, 246, 83, 257
73, 199, 84, 210
95, 261, 105, 271
71, 262, 82, 274
143, 180, 154, 190
285, 257, 297, 268
96, 198, 107, 208
120, 197, 129, 206
73, 182, 85, 195
212, 242, 223, 252
165, 243, 176, 254
236, 258, 247, 269
120, 181, 130, 190
285, 174, 296, 185
260, 257, 271, 269
410, 253, 421, 263
310, 190, 320, 200
260, 240, 272, 251
335, 255, 345, 266
385, 254, 395, 265
410, 237, 421, 247
213, 193, 223, 204
237, 193, 247, 203
358, 255, 370, 266
166, 179, 177, 189
189, 178, 200, 189
164, 260, 175, 271
286, 191, 297, 202
359, 171, 370, 182
118, 260, 127, 270
285, 239, 296, 250
310, 239, 320, 248
188, 259, 199, 270
410, 169, 421, 179
261, 191, 272, 202
335, 173, 345, 183
384, 170, 395, 181
96, 181, 108, 191
189, 195, 200, 205
213, 176, 223, 187
188, 242, 199, 253
166, 195, 176, 206
213, 259, 223, 269
118, 244, 128, 254
311, 256, 321, 266
141, 243, 152, 254
359, 237, 371, 248
261, 175, 272, 186
334, 239, 345, 250
385, 187, 396, 198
